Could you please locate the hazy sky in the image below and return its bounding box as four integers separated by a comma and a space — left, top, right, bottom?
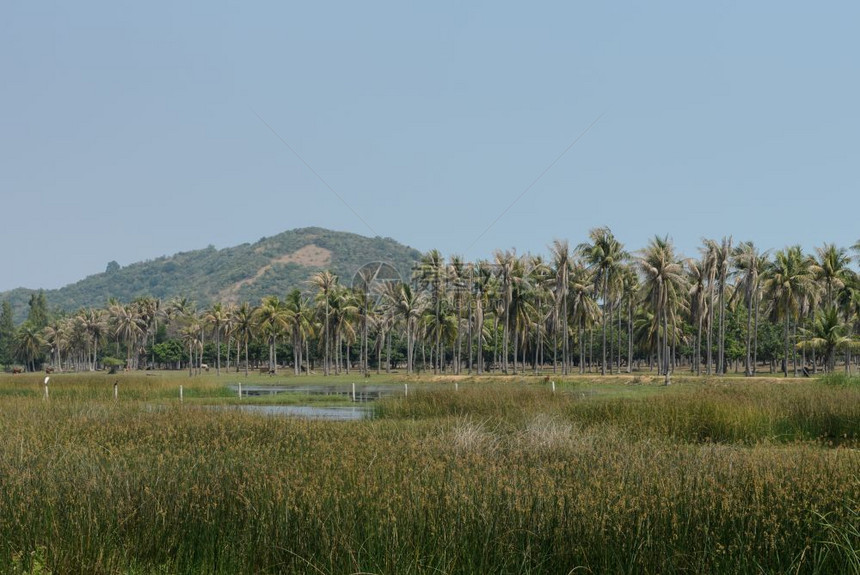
2, 2, 859, 292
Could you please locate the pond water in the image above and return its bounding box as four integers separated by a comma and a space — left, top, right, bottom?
228, 383, 401, 402
228, 404, 372, 421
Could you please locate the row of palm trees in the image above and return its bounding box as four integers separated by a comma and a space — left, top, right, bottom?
9, 230, 860, 377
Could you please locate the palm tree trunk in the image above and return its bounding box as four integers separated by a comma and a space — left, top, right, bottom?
386, 329, 392, 374
617, 299, 623, 373
579, 327, 585, 374
811, 310, 817, 375
406, 320, 413, 374
783, 314, 789, 377
792, 319, 798, 378
753, 288, 760, 375
601, 275, 608, 375
707, 281, 715, 375
627, 299, 633, 373
718, 284, 725, 375
745, 294, 753, 376
476, 308, 484, 375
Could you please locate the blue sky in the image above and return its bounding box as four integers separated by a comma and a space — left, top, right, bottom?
2, 2, 859, 292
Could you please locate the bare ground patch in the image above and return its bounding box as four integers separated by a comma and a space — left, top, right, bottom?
220, 244, 332, 302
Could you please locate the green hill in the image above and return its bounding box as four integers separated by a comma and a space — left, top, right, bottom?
1, 227, 423, 323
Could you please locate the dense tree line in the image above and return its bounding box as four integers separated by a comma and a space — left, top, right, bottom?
2, 230, 860, 379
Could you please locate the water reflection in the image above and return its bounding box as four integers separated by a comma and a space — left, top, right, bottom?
228, 404, 372, 421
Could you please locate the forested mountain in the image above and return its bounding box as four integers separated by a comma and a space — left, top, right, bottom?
0, 227, 422, 323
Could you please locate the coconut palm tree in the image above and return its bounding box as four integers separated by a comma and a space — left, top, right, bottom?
763, 246, 815, 377
798, 306, 854, 372
414, 250, 447, 373
254, 296, 291, 374
42, 320, 66, 371
471, 261, 495, 374
528, 255, 553, 372
203, 302, 228, 375
549, 239, 571, 374
578, 227, 627, 375
110, 303, 144, 371
637, 236, 687, 382
491, 250, 517, 373
701, 238, 732, 374
180, 320, 202, 376
811, 244, 852, 310
687, 258, 708, 375
310, 271, 338, 376
78, 308, 106, 371
569, 262, 599, 374
285, 289, 312, 375
15, 323, 44, 372
618, 264, 639, 373
732, 241, 767, 376
381, 282, 425, 374
232, 302, 255, 376
448, 255, 467, 374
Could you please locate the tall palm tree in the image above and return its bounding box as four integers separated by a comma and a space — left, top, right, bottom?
180, 320, 202, 376
448, 255, 467, 374
798, 306, 853, 373
414, 250, 446, 373
382, 282, 425, 374
549, 239, 571, 374
763, 246, 815, 377
528, 255, 553, 372
254, 296, 291, 374
203, 302, 228, 375
15, 323, 44, 372
232, 302, 255, 376
637, 236, 687, 382
811, 244, 852, 309
732, 241, 766, 376
687, 258, 707, 375
702, 237, 732, 374
285, 289, 312, 376
42, 320, 66, 371
569, 262, 599, 374
618, 264, 639, 373
472, 261, 494, 374
310, 271, 338, 376
579, 227, 627, 375
110, 303, 144, 371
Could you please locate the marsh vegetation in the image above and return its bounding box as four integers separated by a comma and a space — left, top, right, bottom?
0, 372, 857, 574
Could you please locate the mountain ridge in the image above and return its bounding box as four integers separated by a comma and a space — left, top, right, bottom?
0, 227, 423, 323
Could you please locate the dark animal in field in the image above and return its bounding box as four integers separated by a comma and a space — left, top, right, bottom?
12, 367, 23, 374
45, 366, 55, 374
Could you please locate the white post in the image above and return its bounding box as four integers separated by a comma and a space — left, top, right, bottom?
180, 385, 184, 402
238, 382, 242, 399
455, 382, 458, 392
43, 376, 49, 400
114, 382, 118, 400
552, 381, 555, 393
352, 382, 356, 402
404, 383, 408, 397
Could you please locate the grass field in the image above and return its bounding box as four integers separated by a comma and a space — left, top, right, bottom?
0, 371, 857, 574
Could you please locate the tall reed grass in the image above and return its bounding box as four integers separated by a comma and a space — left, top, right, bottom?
0, 375, 857, 573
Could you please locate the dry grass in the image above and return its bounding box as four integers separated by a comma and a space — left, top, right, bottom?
0, 374, 857, 574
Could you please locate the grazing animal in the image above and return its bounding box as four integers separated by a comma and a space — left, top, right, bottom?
12, 367, 23, 374
200, 363, 210, 372
45, 366, 55, 374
